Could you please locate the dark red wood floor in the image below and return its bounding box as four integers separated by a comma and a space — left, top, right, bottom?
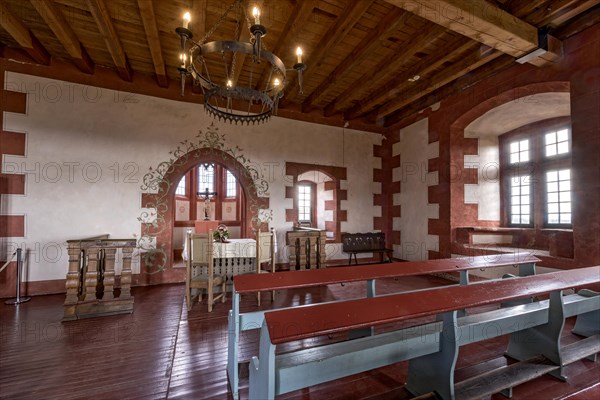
1, 276, 598, 399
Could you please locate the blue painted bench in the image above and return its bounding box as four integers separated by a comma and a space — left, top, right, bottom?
227, 254, 540, 398
248, 266, 600, 399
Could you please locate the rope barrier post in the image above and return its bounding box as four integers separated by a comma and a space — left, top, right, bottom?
5, 248, 31, 305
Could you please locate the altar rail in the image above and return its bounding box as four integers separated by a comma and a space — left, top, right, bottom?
286, 227, 327, 270
63, 235, 136, 321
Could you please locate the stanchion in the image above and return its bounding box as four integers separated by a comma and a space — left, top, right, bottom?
5, 248, 31, 305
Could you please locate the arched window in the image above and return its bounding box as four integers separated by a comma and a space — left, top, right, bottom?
174, 163, 243, 231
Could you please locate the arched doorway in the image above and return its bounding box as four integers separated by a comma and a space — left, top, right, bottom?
172, 161, 247, 262
139, 147, 269, 280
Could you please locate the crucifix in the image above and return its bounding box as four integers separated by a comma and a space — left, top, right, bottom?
197, 187, 217, 220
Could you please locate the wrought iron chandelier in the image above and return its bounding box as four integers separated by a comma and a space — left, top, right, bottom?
176, 0, 307, 125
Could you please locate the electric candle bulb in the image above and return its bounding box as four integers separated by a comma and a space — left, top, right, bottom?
252, 7, 260, 25
180, 53, 186, 67
227, 79, 233, 88
296, 47, 303, 64
274, 78, 280, 87
183, 12, 191, 29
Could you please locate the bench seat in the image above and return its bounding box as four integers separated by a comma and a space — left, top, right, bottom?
228, 254, 540, 398
249, 267, 600, 399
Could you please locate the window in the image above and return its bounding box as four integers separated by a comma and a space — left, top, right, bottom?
297, 184, 312, 223
510, 175, 531, 225
226, 170, 237, 197
175, 176, 186, 196
545, 129, 569, 157
197, 164, 214, 195
500, 120, 572, 228
546, 169, 571, 225
509, 139, 529, 164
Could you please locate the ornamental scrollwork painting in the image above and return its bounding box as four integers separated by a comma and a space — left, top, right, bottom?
138, 123, 271, 273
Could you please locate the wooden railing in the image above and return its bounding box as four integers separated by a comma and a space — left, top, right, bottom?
286, 227, 327, 270
63, 235, 137, 321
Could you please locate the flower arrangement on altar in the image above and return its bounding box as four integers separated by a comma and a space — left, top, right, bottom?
213, 224, 230, 243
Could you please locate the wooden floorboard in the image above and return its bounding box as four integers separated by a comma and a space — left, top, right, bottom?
1, 276, 598, 399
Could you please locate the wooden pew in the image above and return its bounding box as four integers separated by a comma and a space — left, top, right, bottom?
227, 254, 540, 398
249, 266, 600, 399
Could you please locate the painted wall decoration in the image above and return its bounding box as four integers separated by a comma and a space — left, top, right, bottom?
138, 123, 271, 273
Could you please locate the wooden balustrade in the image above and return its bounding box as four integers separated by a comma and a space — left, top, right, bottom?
286, 227, 327, 270
63, 235, 137, 321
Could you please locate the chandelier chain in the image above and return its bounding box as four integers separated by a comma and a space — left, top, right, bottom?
199, 0, 239, 44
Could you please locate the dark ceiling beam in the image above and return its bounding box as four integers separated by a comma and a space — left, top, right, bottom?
344, 36, 474, 120
324, 25, 446, 117
552, 3, 600, 38
137, 0, 168, 87
369, 47, 504, 122
529, 0, 600, 27
0, 0, 50, 65
384, 0, 562, 65
86, 0, 133, 81
281, 0, 376, 105
384, 54, 516, 128
30, 0, 94, 73
255, 0, 318, 91
300, 9, 410, 113
190, 0, 206, 41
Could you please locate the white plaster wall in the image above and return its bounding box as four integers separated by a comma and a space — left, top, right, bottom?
2, 72, 378, 280
463, 136, 501, 221
398, 118, 430, 261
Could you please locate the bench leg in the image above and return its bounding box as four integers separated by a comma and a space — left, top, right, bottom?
349, 279, 376, 339
249, 322, 276, 400
406, 311, 459, 400
518, 262, 536, 277
227, 292, 241, 399
505, 290, 566, 381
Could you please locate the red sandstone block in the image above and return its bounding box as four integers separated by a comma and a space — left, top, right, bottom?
373, 168, 383, 182
324, 200, 336, 210
390, 155, 401, 169
428, 158, 439, 172
0, 215, 25, 237
428, 219, 446, 235
392, 205, 401, 218
324, 181, 337, 191
1, 91, 27, 114
285, 209, 296, 222
373, 145, 384, 158
0, 174, 25, 194
392, 230, 401, 244
462, 168, 478, 184
373, 217, 384, 231
463, 138, 478, 155
337, 209, 347, 222
373, 193, 384, 206
285, 185, 295, 199
338, 189, 347, 201
0, 131, 26, 156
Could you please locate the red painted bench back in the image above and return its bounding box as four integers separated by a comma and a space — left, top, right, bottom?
233, 254, 540, 293
264, 266, 600, 344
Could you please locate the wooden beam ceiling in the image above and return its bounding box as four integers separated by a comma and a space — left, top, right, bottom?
324, 25, 446, 117
86, 0, 133, 81
30, 0, 94, 74
300, 8, 411, 113
370, 47, 504, 123
344, 36, 474, 120
385, 54, 516, 128
190, 0, 207, 42
256, 0, 319, 91
384, 0, 562, 65
0, 0, 50, 65
281, 0, 376, 104
137, 0, 168, 88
